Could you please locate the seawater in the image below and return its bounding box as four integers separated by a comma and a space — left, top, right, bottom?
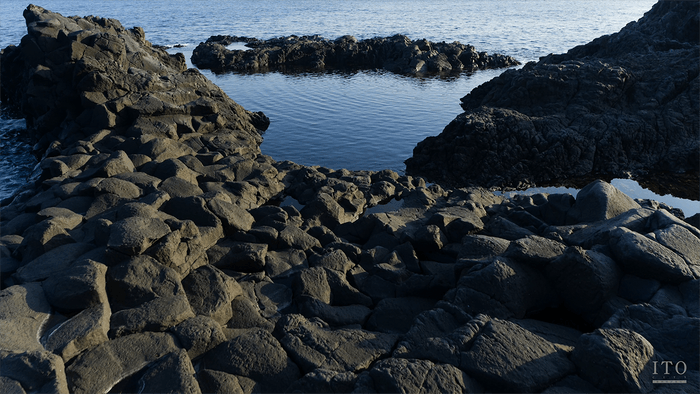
4, 0, 694, 216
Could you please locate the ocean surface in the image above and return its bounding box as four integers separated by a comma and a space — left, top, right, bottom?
4, 0, 696, 215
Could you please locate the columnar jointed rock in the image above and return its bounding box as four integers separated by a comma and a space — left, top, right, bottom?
192, 34, 519, 76
1, 4, 699, 394
406, 0, 700, 199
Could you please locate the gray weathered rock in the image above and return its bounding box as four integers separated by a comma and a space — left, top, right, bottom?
0, 283, 52, 352
138, 349, 202, 394
566, 180, 642, 223
106, 255, 186, 310
201, 328, 301, 393
609, 227, 695, 284
170, 316, 226, 360
107, 216, 170, 256
65, 332, 181, 393
358, 357, 483, 394
182, 265, 243, 325
461, 318, 576, 393
0, 350, 69, 394
109, 294, 195, 337
275, 314, 398, 374
44, 302, 111, 362
42, 259, 108, 311
571, 328, 655, 393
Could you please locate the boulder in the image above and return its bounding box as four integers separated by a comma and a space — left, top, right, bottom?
609, 227, 695, 284
106, 255, 186, 310
201, 328, 301, 393
12, 242, 95, 283
43, 302, 111, 362
365, 297, 437, 334
107, 216, 171, 256
358, 358, 483, 394
566, 180, 642, 223
65, 332, 181, 393
137, 349, 201, 394
274, 314, 399, 374
461, 318, 576, 392
42, 259, 108, 311
0, 350, 69, 394
182, 265, 243, 325
109, 294, 195, 337
0, 283, 52, 352
170, 316, 227, 360
571, 328, 655, 393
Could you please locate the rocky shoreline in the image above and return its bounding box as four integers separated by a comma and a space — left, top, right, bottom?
0, 3, 698, 394
191, 34, 519, 76
406, 0, 700, 200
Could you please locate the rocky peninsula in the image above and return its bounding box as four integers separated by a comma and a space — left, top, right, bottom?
406, 0, 699, 200
0, 3, 698, 394
192, 34, 519, 76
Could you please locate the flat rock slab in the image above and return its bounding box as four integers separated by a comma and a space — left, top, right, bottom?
275, 314, 399, 374
44, 302, 111, 362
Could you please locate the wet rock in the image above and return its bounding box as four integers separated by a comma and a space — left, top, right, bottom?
571, 328, 655, 393
0, 283, 51, 352
201, 328, 301, 393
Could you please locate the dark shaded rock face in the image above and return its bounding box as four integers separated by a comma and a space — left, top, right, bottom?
406, 0, 700, 199
192, 34, 519, 76
1, 4, 699, 394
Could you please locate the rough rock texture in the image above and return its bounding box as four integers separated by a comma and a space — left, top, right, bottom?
0, 4, 698, 394
192, 34, 519, 76
406, 0, 700, 199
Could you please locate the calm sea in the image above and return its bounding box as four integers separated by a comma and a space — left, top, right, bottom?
5, 0, 694, 215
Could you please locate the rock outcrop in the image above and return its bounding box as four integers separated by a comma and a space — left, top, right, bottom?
406, 0, 700, 199
1, 4, 699, 394
192, 34, 519, 76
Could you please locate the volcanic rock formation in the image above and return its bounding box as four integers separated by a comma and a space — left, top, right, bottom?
0, 3, 698, 394
406, 0, 700, 199
192, 34, 519, 76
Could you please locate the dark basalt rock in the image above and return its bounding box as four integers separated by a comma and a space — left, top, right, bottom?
1, 4, 699, 394
192, 34, 519, 76
406, 0, 700, 199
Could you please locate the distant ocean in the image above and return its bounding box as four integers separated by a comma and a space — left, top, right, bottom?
6, 0, 694, 215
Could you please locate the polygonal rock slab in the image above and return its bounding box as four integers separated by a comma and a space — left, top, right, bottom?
44, 302, 111, 362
